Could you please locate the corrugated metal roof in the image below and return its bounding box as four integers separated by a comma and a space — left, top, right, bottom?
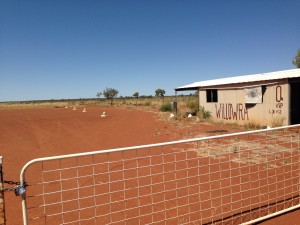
175, 68, 300, 91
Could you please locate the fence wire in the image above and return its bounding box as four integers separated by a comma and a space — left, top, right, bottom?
21, 125, 300, 225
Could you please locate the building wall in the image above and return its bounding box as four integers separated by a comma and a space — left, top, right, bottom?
199, 80, 290, 126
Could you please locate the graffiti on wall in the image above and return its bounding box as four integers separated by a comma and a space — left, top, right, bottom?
269, 85, 284, 115
215, 103, 249, 121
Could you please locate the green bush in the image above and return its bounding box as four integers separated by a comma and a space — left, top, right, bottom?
186, 99, 199, 114
160, 102, 173, 112
197, 106, 211, 119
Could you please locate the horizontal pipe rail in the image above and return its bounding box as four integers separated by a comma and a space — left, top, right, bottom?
241, 204, 300, 225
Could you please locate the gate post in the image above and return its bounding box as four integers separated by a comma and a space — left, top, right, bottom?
0, 156, 5, 225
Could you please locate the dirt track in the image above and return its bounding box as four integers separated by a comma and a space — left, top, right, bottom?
0, 106, 298, 224
0, 106, 227, 224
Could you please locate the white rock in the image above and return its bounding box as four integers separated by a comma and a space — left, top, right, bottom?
262, 125, 271, 129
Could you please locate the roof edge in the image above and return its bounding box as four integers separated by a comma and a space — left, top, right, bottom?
175, 68, 300, 91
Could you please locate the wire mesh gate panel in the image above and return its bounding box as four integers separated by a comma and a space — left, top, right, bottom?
20, 125, 300, 225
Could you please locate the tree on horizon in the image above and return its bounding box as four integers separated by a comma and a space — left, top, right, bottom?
133, 92, 139, 99
292, 49, 300, 68
103, 87, 119, 105
133, 92, 139, 105
155, 89, 165, 98
96, 92, 102, 99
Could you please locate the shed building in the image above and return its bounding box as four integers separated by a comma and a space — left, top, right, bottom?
175, 68, 300, 126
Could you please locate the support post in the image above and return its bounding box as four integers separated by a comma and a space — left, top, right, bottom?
0, 156, 5, 225
175, 90, 178, 115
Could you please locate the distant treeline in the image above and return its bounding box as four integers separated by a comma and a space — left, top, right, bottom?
0, 94, 196, 104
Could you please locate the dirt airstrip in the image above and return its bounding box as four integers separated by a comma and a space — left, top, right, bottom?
0, 106, 298, 224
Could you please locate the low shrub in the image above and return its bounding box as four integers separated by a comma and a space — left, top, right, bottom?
197, 106, 211, 119
144, 101, 151, 106
244, 121, 261, 130
160, 102, 173, 112
271, 116, 285, 127
186, 99, 199, 114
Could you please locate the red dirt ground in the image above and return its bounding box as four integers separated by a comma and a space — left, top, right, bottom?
0, 106, 298, 224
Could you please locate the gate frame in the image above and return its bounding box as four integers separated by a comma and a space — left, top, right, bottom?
20, 124, 300, 225
0, 156, 5, 225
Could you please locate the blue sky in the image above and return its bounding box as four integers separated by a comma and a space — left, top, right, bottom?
1, 0, 299, 101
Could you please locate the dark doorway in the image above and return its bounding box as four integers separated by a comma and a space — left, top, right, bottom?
290, 81, 300, 124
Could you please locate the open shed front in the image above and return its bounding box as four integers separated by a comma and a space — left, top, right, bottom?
290, 78, 300, 125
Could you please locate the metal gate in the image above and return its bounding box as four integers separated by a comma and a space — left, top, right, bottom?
20, 125, 300, 225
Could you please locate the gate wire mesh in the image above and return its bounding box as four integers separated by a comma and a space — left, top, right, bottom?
21, 125, 300, 225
